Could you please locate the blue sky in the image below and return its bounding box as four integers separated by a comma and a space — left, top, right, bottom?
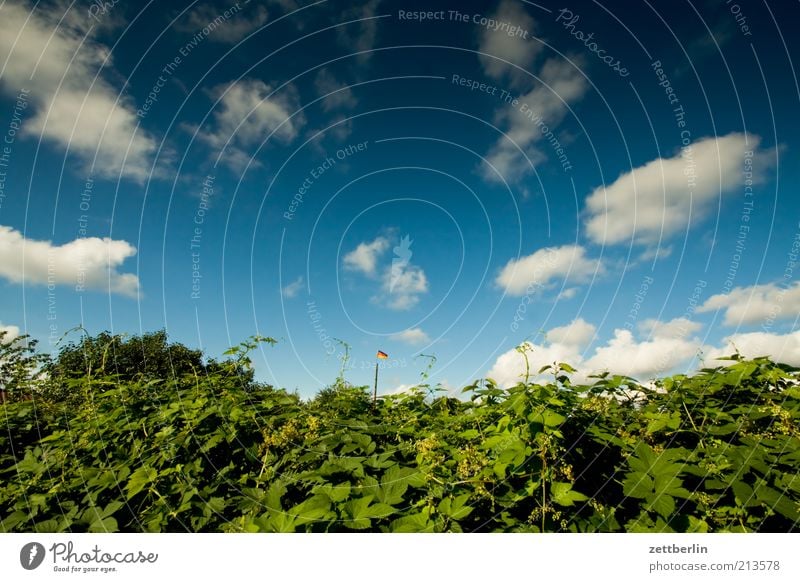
1, 0, 799, 397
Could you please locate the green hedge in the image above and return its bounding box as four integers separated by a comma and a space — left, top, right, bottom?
1, 355, 798, 532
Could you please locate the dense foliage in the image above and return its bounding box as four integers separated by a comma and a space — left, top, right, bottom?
1, 332, 798, 532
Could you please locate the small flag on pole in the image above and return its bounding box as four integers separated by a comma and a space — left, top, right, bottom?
376, 350, 389, 359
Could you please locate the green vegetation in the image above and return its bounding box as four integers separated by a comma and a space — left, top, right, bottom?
1, 330, 798, 532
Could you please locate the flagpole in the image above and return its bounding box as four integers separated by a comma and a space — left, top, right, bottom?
373, 361, 379, 405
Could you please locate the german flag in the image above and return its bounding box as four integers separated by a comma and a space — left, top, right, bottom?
376, 350, 389, 359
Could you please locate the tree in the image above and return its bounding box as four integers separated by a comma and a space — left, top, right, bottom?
0, 331, 49, 402
46, 329, 206, 381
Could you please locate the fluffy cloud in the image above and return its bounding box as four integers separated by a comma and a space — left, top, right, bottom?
0, 323, 21, 343
483, 57, 587, 182
343, 237, 390, 276
638, 317, 703, 340
344, 235, 429, 310
337, 0, 382, 62
177, 3, 269, 43
546, 318, 596, 347
281, 276, 304, 298
557, 287, 578, 300
697, 282, 800, 326
487, 340, 584, 387
583, 329, 702, 381
706, 329, 800, 366
487, 317, 704, 387
495, 244, 601, 296
314, 70, 358, 111
195, 79, 301, 171
478, 0, 540, 82
0, 2, 157, 181
584, 133, 768, 245
0, 225, 138, 297
488, 314, 800, 388
391, 327, 430, 346
379, 263, 428, 310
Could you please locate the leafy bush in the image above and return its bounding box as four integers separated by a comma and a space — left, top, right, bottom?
0, 331, 49, 403
1, 336, 798, 532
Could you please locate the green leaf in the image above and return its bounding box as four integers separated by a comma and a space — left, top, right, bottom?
88, 516, 119, 533
648, 495, 675, 519
623, 474, 654, 499
289, 495, 332, 523
342, 496, 395, 529
438, 494, 473, 520
377, 466, 424, 505
390, 509, 435, 532
125, 466, 157, 499
314, 482, 351, 503
550, 482, 589, 507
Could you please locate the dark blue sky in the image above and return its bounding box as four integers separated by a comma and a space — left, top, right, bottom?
1, 0, 798, 395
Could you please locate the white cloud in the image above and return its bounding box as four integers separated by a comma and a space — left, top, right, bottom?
314, 70, 358, 111
706, 329, 800, 366
345, 234, 429, 310
495, 244, 601, 296
487, 340, 584, 387
638, 245, 673, 262
483, 57, 587, 182
488, 316, 704, 387
584, 133, 768, 245
0, 323, 21, 343
379, 263, 428, 310
546, 318, 596, 347
0, 2, 158, 181
583, 329, 702, 381
391, 327, 430, 346
0, 225, 138, 297
490, 315, 800, 388
478, 0, 540, 82
638, 317, 702, 339
178, 3, 270, 43
557, 287, 578, 300
337, 0, 382, 62
194, 79, 301, 170
281, 276, 304, 298
343, 237, 389, 276
697, 281, 800, 326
